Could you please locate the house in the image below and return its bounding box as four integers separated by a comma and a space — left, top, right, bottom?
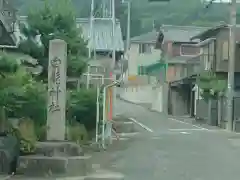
0, 0, 18, 46
0, 1, 41, 74
155, 25, 209, 116
127, 30, 160, 77
120, 25, 208, 110
119, 30, 162, 106
190, 24, 240, 128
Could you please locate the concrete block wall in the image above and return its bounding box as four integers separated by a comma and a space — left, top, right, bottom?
120, 85, 154, 104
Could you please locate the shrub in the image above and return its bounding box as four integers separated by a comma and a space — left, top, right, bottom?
9, 118, 37, 154
67, 89, 97, 131
67, 123, 89, 144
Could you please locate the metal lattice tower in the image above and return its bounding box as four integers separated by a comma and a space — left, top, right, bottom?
89, 0, 116, 62
90, 0, 117, 149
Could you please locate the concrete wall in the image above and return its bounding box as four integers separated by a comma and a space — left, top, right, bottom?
151, 85, 163, 112
121, 85, 154, 105
120, 75, 157, 105
151, 82, 168, 114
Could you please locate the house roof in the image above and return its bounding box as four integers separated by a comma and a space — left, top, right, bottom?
131, 31, 158, 44
196, 38, 216, 47
18, 16, 124, 52
190, 22, 240, 40
190, 23, 240, 42
161, 25, 209, 43
131, 25, 209, 44
0, 12, 18, 46
76, 18, 124, 52
190, 23, 228, 40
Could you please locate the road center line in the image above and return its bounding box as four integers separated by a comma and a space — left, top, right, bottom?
168, 118, 208, 130
128, 117, 154, 132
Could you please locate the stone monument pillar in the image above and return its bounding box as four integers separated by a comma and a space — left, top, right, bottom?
47, 39, 67, 141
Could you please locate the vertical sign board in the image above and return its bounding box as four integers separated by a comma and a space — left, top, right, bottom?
109, 72, 113, 120
47, 39, 67, 141
109, 87, 113, 120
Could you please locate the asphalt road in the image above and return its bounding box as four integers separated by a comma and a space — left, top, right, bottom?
105, 99, 240, 180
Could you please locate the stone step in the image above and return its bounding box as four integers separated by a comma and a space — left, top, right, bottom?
112, 115, 129, 122
17, 155, 92, 177
35, 141, 84, 157
8, 171, 124, 180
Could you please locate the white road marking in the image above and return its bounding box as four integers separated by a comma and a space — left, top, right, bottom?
117, 132, 140, 137
169, 128, 208, 131
180, 131, 191, 134
168, 118, 209, 130
128, 117, 154, 132
112, 137, 129, 140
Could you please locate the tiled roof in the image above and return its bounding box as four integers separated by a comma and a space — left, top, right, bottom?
161, 25, 209, 42
130, 25, 209, 44
191, 23, 240, 40
131, 31, 158, 44
76, 18, 124, 52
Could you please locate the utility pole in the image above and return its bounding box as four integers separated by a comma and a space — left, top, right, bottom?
226, 0, 237, 131
111, 0, 117, 117
126, 1, 131, 50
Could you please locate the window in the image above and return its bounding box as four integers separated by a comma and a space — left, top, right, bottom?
139, 44, 151, 54
201, 40, 216, 71
207, 40, 215, 69
202, 46, 209, 70
7, 11, 12, 17
222, 41, 229, 60
89, 84, 94, 88
2, 10, 12, 17
138, 65, 148, 75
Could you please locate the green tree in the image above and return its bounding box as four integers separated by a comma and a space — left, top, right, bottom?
19, 0, 88, 81
67, 89, 98, 131
0, 53, 19, 132
0, 52, 47, 132
17, 0, 99, 134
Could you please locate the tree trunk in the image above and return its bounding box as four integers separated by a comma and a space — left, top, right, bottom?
0, 106, 6, 133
